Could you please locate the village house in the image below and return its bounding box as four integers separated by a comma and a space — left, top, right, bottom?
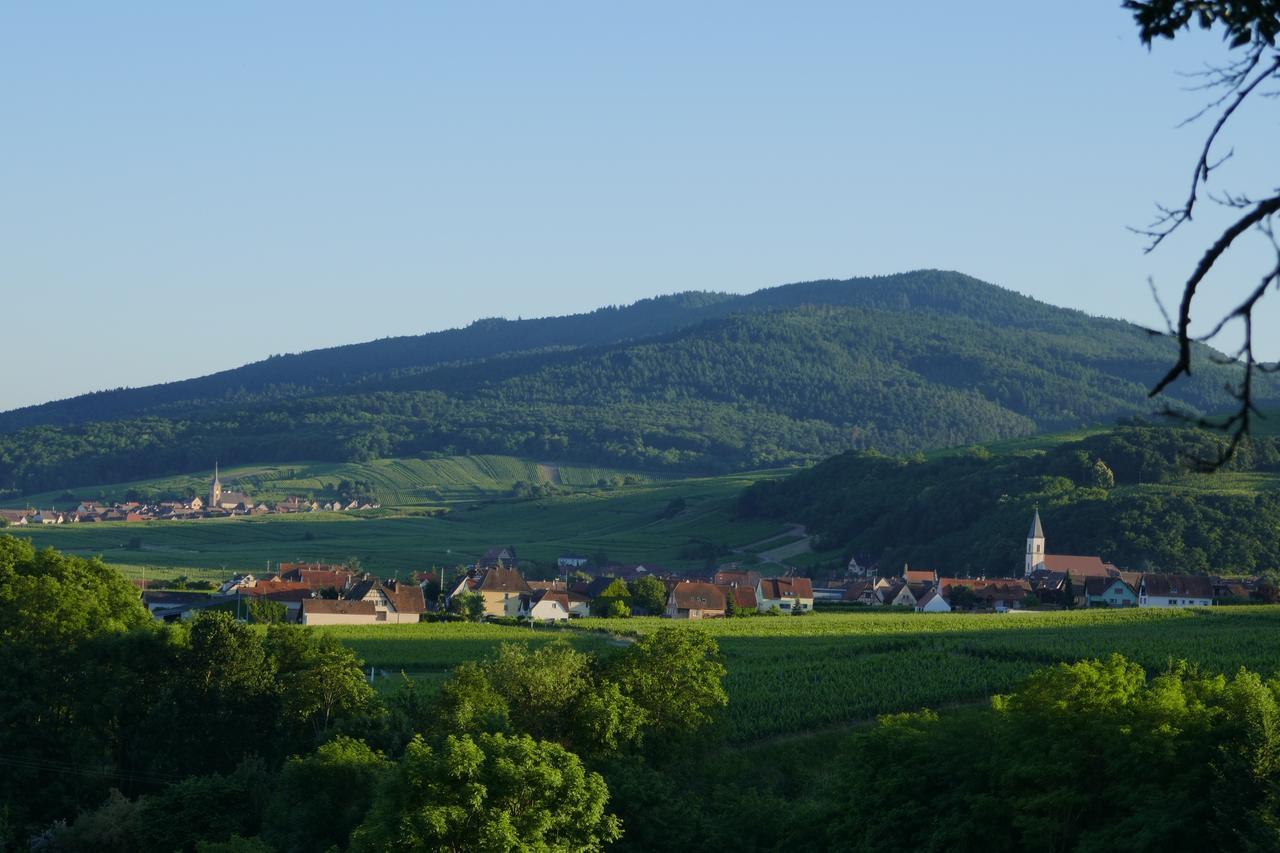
527, 580, 591, 616
238, 587, 313, 621
666, 581, 726, 620
937, 577, 1033, 612
1139, 573, 1214, 608
841, 580, 877, 605
477, 546, 519, 569
902, 564, 939, 585
517, 589, 573, 622
1084, 576, 1138, 608
276, 563, 354, 591
885, 582, 918, 608
344, 577, 427, 623
975, 579, 1033, 611
756, 577, 814, 613
452, 565, 532, 618
300, 599, 380, 626
915, 588, 951, 612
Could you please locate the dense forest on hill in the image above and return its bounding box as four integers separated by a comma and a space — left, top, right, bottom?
1, 271, 1275, 495
737, 426, 1280, 576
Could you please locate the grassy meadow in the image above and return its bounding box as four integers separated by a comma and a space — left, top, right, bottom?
3, 454, 665, 510
8, 465, 795, 575
326, 607, 1280, 742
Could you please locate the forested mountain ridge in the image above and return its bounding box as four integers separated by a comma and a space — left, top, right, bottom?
1, 271, 1275, 495
0, 269, 1240, 430
738, 425, 1280, 577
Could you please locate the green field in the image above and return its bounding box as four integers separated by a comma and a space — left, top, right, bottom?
297, 608, 1280, 744
8, 468, 792, 575
3, 454, 667, 510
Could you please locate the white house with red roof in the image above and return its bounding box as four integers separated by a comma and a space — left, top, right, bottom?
755, 577, 814, 613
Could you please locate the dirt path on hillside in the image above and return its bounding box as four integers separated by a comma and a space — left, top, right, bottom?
733, 523, 813, 566
537, 463, 562, 485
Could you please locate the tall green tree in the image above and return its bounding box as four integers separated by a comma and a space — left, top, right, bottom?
350, 733, 621, 853
264, 736, 389, 853
608, 627, 728, 736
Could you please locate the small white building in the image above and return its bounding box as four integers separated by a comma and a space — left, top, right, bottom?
915, 589, 951, 613
756, 577, 815, 613
301, 599, 380, 625
1139, 574, 1213, 608
518, 589, 572, 622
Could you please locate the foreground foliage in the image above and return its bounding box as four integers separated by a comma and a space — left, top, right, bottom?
825, 654, 1280, 851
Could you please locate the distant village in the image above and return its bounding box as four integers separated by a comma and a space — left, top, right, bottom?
0, 465, 377, 525
138, 509, 1263, 627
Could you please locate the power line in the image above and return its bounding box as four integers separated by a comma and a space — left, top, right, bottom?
0, 752, 184, 786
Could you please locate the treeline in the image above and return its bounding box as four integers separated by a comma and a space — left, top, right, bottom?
0, 537, 728, 851
738, 426, 1280, 576
4, 277, 1274, 495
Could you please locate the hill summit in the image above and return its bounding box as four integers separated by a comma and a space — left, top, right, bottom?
0, 270, 1272, 494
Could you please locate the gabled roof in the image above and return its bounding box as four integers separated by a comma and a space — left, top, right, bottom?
1041, 554, 1118, 578
1141, 573, 1213, 599
916, 589, 948, 609
303, 599, 377, 616
714, 569, 762, 588
381, 580, 427, 614
724, 585, 757, 609
478, 546, 518, 568
522, 589, 572, 610
476, 566, 532, 594
759, 577, 814, 600
842, 580, 874, 602
1084, 576, 1134, 597
903, 568, 937, 584
669, 581, 726, 611
345, 578, 427, 613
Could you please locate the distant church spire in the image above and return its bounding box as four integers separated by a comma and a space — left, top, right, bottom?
1025, 507, 1045, 576
210, 462, 222, 509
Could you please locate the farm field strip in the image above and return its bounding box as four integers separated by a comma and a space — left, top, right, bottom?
3, 454, 679, 510
13, 468, 793, 574
568, 608, 1280, 740
316, 608, 1280, 743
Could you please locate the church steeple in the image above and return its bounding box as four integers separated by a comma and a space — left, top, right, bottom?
1025, 507, 1045, 576
210, 462, 222, 509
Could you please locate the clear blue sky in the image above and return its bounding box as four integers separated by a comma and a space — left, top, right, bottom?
2, 1, 1275, 411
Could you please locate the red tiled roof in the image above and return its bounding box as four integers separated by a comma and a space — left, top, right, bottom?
714, 569, 762, 588
759, 577, 814, 600
720, 585, 757, 609
477, 566, 531, 594
669, 581, 726, 611
303, 599, 376, 616
1040, 555, 1116, 578
1141, 573, 1213, 599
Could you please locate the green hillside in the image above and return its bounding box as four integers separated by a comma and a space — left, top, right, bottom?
739, 424, 1280, 577
8, 468, 790, 575
4, 454, 657, 510
2, 271, 1275, 495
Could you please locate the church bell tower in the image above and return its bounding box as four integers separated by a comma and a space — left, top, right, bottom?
1025, 508, 1045, 576
210, 463, 222, 509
